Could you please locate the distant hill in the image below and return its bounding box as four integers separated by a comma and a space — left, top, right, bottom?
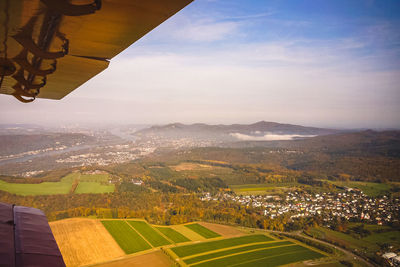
134, 121, 339, 143
0, 133, 95, 156
145, 130, 400, 181
228, 130, 400, 157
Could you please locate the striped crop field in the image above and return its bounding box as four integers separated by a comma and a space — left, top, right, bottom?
184, 223, 221, 239
101, 220, 151, 254
170, 234, 325, 267
155, 226, 191, 243
171, 234, 272, 257
127, 220, 171, 247
184, 241, 293, 265
190, 245, 324, 267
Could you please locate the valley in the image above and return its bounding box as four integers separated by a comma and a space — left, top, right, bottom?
0, 122, 399, 266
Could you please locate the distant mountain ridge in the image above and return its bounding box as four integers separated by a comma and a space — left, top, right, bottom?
134, 121, 340, 143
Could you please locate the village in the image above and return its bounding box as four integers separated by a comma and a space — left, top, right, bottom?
200, 189, 400, 225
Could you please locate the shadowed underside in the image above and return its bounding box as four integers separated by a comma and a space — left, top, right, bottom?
0, 0, 193, 102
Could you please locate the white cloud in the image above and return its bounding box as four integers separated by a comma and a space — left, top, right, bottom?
230, 133, 317, 141
171, 20, 239, 42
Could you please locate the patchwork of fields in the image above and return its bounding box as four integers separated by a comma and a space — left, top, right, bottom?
169, 234, 324, 267
0, 172, 115, 195
52, 218, 328, 267
184, 223, 221, 239
155, 226, 191, 243
50, 218, 124, 267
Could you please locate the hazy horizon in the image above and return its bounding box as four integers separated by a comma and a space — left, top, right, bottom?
1, 0, 399, 129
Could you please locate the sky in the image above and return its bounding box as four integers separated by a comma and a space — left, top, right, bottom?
1, 0, 399, 128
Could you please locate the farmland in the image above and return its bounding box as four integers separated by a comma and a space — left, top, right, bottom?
50, 218, 124, 267
189, 245, 323, 267
171, 234, 273, 257
101, 220, 151, 254
184, 223, 221, 239
306, 224, 400, 259
127, 220, 171, 247
184, 241, 293, 264
0, 173, 77, 195
155, 226, 191, 243
95, 251, 172, 267
231, 182, 304, 195
0, 172, 115, 195
169, 234, 325, 267
326, 180, 393, 197
75, 182, 114, 194
49, 218, 330, 267
198, 222, 245, 237
170, 224, 206, 241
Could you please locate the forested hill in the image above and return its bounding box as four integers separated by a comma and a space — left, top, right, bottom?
133, 121, 339, 141
228, 130, 400, 157
146, 130, 400, 181
0, 133, 95, 156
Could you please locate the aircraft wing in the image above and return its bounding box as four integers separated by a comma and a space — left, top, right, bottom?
0, 0, 193, 102
0, 202, 66, 267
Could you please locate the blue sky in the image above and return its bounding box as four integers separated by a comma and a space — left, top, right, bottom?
1, 0, 399, 128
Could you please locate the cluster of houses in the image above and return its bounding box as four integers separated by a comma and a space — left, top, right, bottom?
200, 189, 399, 225
383, 252, 400, 266
55, 145, 155, 167
1, 145, 68, 162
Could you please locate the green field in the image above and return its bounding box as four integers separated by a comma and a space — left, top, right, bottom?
171, 234, 273, 257
230, 183, 303, 195
191, 245, 324, 267
184, 241, 293, 265
0, 172, 115, 195
155, 226, 191, 243
326, 180, 392, 196
75, 182, 114, 194
185, 223, 221, 239
79, 173, 110, 183
101, 220, 151, 254
127, 220, 171, 247
307, 225, 400, 259
0, 173, 77, 195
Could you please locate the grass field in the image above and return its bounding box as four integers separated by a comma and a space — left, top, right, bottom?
170, 224, 205, 241
307, 225, 400, 259
185, 223, 221, 239
171, 234, 273, 257
171, 162, 215, 171
155, 226, 191, 243
79, 173, 110, 183
0, 173, 77, 195
190, 245, 324, 267
75, 182, 114, 194
101, 220, 151, 254
231, 183, 303, 195
326, 180, 392, 196
0, 172, 115, 195
50, 218, 124, 267
127, 220, 171, 247
184, 241, 293, 265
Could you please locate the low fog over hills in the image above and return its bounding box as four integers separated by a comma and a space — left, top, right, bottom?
133, 121, 340, 144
